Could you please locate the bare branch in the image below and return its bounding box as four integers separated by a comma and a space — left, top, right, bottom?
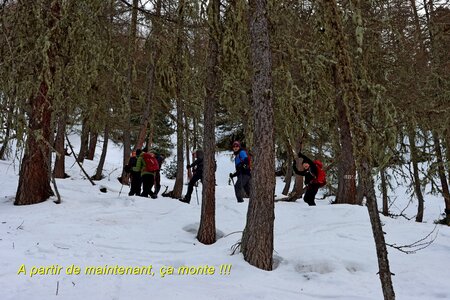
387, 224, 439, 254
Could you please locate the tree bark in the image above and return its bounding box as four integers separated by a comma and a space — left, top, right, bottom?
53, 112, 67, 178
241, 0, 275, 271
282, 154, 293, 196
333, 64, 357, 205
445, 128, 450, 172
15, 0, 61, 205
197, 0, 220, 245
407, 127, 424, 222
362, 158, 396, 300
15, 81, 54, 205
77, 116, 89, 164
87, 130, 98, 160
134, 0, 162, 150
185, 114, 192, 180
321, 0, 396, 298
171, 0, 186, 199
120, 0, 139, 185
0, 98, 14, 160
93, 123, 109, 181
289, 135, 304, 200
380, 167, 389, 216
432, 131, 450, 223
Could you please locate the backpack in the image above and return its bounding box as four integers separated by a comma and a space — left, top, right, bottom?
246, 150, 252, 170
238, 149, 252, 170
143, 153, 160, 172
312, 160, 326, 187
125, 156, 137, 173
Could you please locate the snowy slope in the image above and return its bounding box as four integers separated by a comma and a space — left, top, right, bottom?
0, 135, 449, 300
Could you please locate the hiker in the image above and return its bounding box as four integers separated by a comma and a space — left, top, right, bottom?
229, 141, 251, 203
179, 149, 203, 204
127, 149, 142, 196
292, 151, 324, 206
136, 147, 159, 199
153, 152, 165, 196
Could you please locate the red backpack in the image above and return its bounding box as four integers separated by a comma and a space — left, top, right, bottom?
143, 153, 159, 172
312, 160, 327, 187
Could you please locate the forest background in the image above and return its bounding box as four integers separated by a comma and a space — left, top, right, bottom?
0, 1, 449, 299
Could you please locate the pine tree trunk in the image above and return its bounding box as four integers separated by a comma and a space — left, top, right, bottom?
241, 0, 275, 271
291, 157, 304, 199
193, 116, 199, 150
0, 99, 14, 160
445, 128, 450, 224
362, 159, 396, 300
120, 0, 139, 186
134, 0, 162, 150
282, 155, 293, 196
15, 1, 61, 205
185, 115, 192, 181
171, 0, 186, 199
445, 128, 450, 171
432, 131, 450, 224
332, 57, 357, 206
321, 0, 396, 298
289, 135, 304, 200
53, 112, 67, 178
87, 130, 98, 160
381, 167, 389, 216
93, 124, 109, 181
15, 81, 54, 205
78, 117, 89, 164
197, 0, 220, 245
407, 127, 424, 222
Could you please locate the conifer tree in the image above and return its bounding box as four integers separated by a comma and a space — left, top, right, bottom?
198, 0, 221, 245
320, 0, 395, 298
241, 0, 275, 271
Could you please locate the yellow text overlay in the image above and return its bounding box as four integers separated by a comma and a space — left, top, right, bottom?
17, 264, 232, 277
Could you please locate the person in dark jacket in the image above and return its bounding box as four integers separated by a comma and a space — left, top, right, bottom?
127, 149, 142, 196
153, 151, 165, 196
229, 141, 251, 203
179, 149, 204, 204
293, 151, 319, 206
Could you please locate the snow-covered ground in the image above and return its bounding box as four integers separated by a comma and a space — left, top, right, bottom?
0, 135, 449, 300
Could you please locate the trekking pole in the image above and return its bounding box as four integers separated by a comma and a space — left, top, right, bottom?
119, 174, 131, 197
119, 182, 124, 196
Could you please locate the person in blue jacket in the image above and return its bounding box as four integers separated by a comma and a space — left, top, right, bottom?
229, 141, 251, 203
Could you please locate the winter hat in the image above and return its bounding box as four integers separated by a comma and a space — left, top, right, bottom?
232, 141, 240, 148
195, 149, 204, 159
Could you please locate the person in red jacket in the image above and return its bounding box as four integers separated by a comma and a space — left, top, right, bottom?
135, 147, 159, 199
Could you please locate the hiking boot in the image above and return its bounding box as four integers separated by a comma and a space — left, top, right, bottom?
154, 186, 161, 195
150, 193, 157, 199
179, 198, 190, 204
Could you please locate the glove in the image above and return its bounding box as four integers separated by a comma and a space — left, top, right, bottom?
187, 164, 191, 169
229, 172, 235, 178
